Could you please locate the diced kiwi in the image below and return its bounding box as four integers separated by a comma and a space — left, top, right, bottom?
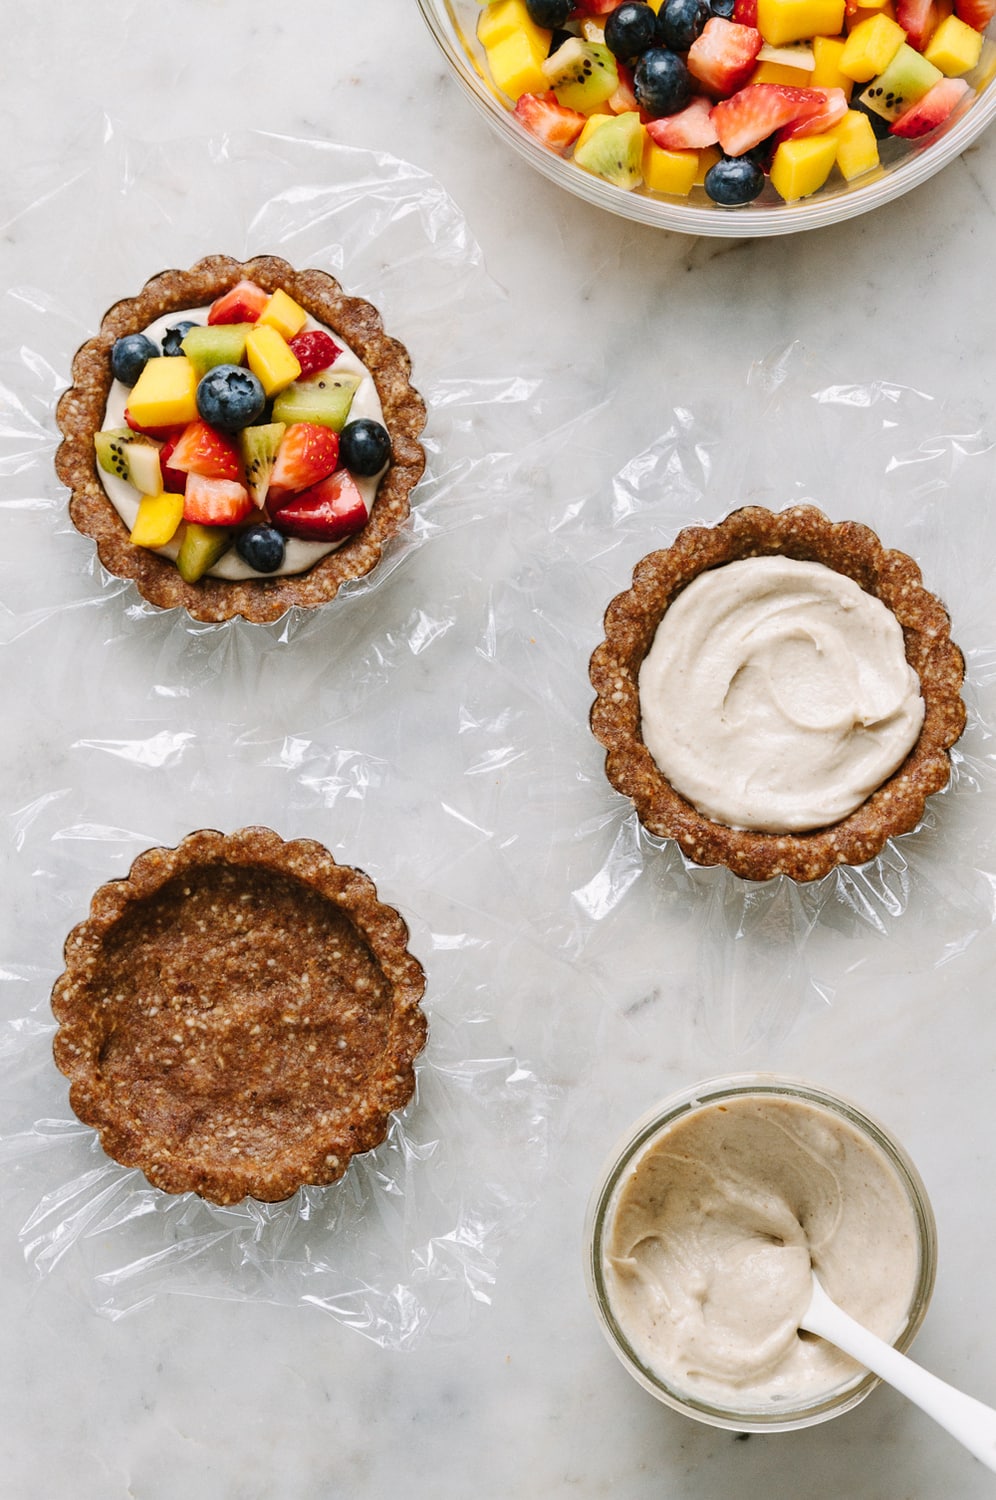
238, 422, 286, 507
176, 523, 233, 582
180, 323, 254, 378
542, 38, 619, 112
859, 43, 942, 120
574, 113, 644, 190
94, 428, 162, 495
271, 372, 361, 431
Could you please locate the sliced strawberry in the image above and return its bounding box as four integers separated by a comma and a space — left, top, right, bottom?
954, 0, 996, 26
733, 0, 759, 21
207, 279, 269, 326
182, 474, 253, 527
159, 433, 188, 495
775, 86, 848, 141
711, 82, 828, 155
168, 420, 242, 481
271, 470, 368, 543
607, 63, 645, 117
895, 0, 941, 46
646, 96, 721, 149
890, 76, 971, 137
688, 19, 763, 98
268, 422, 341, 504
514, 91, 588, 155
124, 407, 185, 441
287, 329, 342, 378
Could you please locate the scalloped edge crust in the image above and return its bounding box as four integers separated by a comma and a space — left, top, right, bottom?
55, 255, 426, 623
51, 827, 427, 1204
589, 506, 966, 883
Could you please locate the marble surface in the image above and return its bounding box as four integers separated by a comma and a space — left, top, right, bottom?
2, 3, 996, 1497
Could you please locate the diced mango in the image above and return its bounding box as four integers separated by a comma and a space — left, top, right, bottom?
477, 0, 545, 48
924, 13, 984, 74
694, 145, 722, 184
839, 13, 906, 78
642, 141, 700, 195
757, 0, 846, 43
832, 107, 881, 177
126, 355, 199, 429
245, 324, 303, 397
129, 490, 185, 548
257, 288, 308, 340
750, 59, 814, 82
811, 35, 855, 95
769, 132, 839, 198
845, 0, 897, 23
484, 26, 551, 99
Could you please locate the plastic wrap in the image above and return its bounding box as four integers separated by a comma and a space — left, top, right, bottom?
1, 127, 994, 1350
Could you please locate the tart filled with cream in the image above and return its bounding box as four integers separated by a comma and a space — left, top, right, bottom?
590, 506, 966, 882
56, 256, 426, 623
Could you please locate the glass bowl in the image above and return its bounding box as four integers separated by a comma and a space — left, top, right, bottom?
416, 0, 996, 236
584, 1074, 937, 1431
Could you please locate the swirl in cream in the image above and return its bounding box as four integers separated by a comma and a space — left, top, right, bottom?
603, 1094, 919, 1407
638, 556, 925, 832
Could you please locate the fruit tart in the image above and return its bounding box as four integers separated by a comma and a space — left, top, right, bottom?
589, 505, 966, 882
51, 828, 428, 1205
56, 255, 426, 623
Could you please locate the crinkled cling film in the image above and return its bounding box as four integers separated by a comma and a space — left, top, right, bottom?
0, 128, 562, 1345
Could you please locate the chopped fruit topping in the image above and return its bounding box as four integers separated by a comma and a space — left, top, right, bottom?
235, 523, 287, 574
953, 0, 996, 28
195, 364, 266, 432
159, 432, 188, 493
756, 0, 847, 43
287, 329, 342, 377
238, 422, 286, 508
645, 94, 721, 146
711, 80, 826, 152
257, 288, 309, 341
687, 18, 764, 94
182, 474, 254, 527
272, 471, 369, 543
839, 12, 906, 76
775, 83, 849, 133
168, 420, 242, 481
268, 422, 341, 504
207, 279, 269, 325
271, 372, 360, 431
634, 46, 694, 113
176, 523, 233, 583
923, 11, 984, 69
889, 71, 970, 130
181, 323, 253, 378
339, 419, 392, 477
129, 491, 185, 548
606, 2, 664, 57
514, 90, 588, 153
769, 127, 840, 194
111, 334, 159, 387
643, 140, 701, 192
704, 152, 767, 200
127, 355, 199, 430
124, 408, 185, 440
94, 429, 163, 496
162, 321, 197, 357
245, 324, 303, 397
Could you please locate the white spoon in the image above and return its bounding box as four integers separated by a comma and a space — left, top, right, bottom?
802, 1274, 996, 1472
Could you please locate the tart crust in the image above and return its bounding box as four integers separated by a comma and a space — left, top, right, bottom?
55, 255, 427, 623
51, 827, 427, 1204
589, 506, 966, 883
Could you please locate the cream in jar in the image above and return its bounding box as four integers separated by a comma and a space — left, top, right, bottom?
637, 556, 924, 832
600, 1091, 921, 1409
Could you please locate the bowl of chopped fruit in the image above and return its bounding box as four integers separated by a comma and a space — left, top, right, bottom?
416, 0, 996, 233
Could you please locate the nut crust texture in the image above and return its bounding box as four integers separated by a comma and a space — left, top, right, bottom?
55, 255, 426, 623
51, 827, 428, 1205
589, 505, 966, 883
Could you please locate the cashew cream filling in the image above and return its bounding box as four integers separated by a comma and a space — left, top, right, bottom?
602, 1095, 919, 1408
637, 555, 925, 833
99, 307, 386, 581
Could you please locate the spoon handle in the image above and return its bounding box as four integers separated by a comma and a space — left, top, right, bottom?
803, 1287, 996, 1473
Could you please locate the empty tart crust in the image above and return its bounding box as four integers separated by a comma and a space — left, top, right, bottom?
51, 827, 427, 1205
55, 254, 426, 624
589, 505, 966, 883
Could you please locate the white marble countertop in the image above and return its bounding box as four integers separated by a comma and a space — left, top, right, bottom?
2, 3, 996, 1497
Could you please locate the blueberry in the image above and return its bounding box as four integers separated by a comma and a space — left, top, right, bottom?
659, 0, 711, 50
703, 155, 766, 205
236, 523, 286, 574
633, 47, 692, 117
525, 0, 572, 24
195, 364, 266, 432
162, 320, 197, 357
339, 419, 392, 477
110, 334, 159, 387
604, 2, 661, 60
